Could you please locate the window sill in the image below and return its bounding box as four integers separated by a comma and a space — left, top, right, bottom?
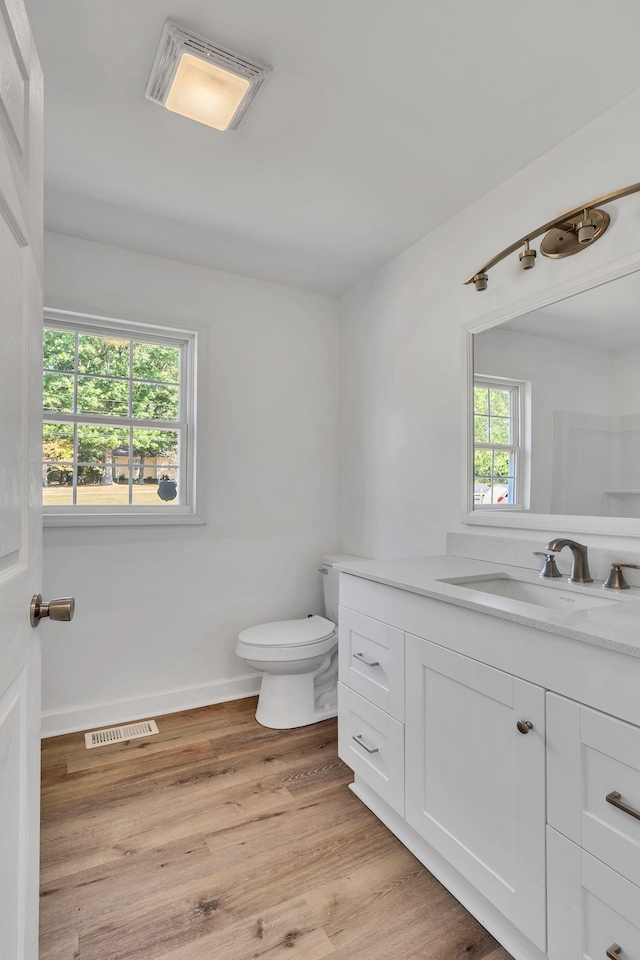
43, 512, 206, 528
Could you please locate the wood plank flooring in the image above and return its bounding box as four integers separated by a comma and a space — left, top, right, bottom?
40, 697, 513, 960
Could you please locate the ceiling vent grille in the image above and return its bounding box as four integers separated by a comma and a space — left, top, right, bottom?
84, 719, 159, 749
145, 21, 270, 130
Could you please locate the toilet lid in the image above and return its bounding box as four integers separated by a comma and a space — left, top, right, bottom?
238, 615, 335, 647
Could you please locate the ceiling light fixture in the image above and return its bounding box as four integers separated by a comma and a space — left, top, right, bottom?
146, 21, 270, 131
465, 182, 640, 291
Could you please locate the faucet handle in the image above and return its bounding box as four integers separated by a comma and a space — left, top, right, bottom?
603, 563, 640, 590
533, 551, 562, 579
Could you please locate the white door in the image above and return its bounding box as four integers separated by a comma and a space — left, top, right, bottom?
405, 634, 547, 951
0, 2, 44, 958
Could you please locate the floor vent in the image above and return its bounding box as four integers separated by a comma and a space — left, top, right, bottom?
84, 719, 159, 749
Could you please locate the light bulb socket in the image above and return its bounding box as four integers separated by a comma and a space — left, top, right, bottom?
519, 246, 537, 270
473, 272, 488, 292
577, 218, 597, 244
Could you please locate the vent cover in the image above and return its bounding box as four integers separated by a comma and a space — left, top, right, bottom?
84, 719, 159, 749
145, 20, 270, 130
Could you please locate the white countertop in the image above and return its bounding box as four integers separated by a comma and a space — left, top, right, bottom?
336, 555, 640, 659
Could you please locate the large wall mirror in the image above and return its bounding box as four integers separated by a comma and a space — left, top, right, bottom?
465, 264, 640, 536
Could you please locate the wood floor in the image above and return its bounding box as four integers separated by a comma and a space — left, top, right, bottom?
40, 697, 513, 960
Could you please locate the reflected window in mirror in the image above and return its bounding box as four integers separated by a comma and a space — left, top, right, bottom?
473, 376, 529, 509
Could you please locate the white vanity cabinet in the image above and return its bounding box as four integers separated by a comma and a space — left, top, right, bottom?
336, 566, 640, 960
405, 635, 546, 950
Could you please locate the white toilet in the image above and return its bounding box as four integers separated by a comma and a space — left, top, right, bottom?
236, 554, 364, 729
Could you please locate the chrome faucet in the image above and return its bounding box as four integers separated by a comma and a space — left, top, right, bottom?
545, 538, 592, 584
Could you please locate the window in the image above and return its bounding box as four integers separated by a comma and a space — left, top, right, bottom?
42, 311, 199, 525
473, 376, 525, 508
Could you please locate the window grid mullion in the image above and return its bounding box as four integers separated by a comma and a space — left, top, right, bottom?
128, 341, 134, 506
474, 443, 518, 453
43, 368, 180, 389
72, 333, 79, 506
43, 412, 184, 431
128, 426, 133, 506
491, 451, 495, 501
178, 339, 188, 505
43, 460, 182, 468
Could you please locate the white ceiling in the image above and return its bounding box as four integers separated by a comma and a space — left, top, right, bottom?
25, 0, 640, 295
503, 269, 640, 352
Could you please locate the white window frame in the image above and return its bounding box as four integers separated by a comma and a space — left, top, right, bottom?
43, 308, 202, 527
472, 375, 530, 511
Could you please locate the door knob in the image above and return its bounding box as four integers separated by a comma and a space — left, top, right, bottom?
516, 720, 533, 734
30, 594, 75, 628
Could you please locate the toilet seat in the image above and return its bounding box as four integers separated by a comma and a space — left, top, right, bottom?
237, 615, 336, 663
237, 633, 337, 663
238, 615, 335, 648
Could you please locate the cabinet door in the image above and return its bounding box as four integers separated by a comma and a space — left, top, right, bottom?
405, 634, 546, 950
548, 827, 640, 960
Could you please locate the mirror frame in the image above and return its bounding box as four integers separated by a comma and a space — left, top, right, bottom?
462, 249, 640, 537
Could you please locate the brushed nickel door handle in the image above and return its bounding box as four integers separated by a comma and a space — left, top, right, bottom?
606, 791, 640, 822
516, 720, 533, 734
352, 734, 379, 754
607, 945, 622, 960
353, 652, 380, 667
30, 594, 75, 628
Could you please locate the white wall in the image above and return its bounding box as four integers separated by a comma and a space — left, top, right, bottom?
338, 88, 640, 560
42, 233, 339, 734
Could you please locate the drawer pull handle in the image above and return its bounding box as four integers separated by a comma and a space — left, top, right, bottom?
606, 791, 640, 822
352, 734, 379, 754
606, 945, 622, 960
516, 720, 533, 734
353, 652, 380, 667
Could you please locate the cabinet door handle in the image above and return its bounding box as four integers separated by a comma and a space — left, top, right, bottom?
606, 791, 640, 822
353, 652, 380, 667
352, 734, 379, 754
606, 945, 622, 960
516, 720, 533, 734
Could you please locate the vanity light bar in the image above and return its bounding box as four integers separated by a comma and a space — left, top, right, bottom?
465, 182, 640, 292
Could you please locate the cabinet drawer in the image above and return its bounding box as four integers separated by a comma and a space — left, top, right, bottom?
548, 827, 640, 960
548, 694, 640, 888
338, 607, 404, 721
337, 682, 404, 816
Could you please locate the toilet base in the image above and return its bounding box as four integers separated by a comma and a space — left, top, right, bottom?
254, 661, 338, 730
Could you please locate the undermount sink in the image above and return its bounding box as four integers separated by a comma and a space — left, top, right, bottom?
439, 576, 621, 613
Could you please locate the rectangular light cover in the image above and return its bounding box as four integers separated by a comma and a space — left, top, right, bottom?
166, 54, 250, 131
146, 21, 269, 132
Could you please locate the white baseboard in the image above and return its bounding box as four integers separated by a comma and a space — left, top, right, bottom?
41, 673, 262, 738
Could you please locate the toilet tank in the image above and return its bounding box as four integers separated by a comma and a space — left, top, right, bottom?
321, 554, 367, 624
